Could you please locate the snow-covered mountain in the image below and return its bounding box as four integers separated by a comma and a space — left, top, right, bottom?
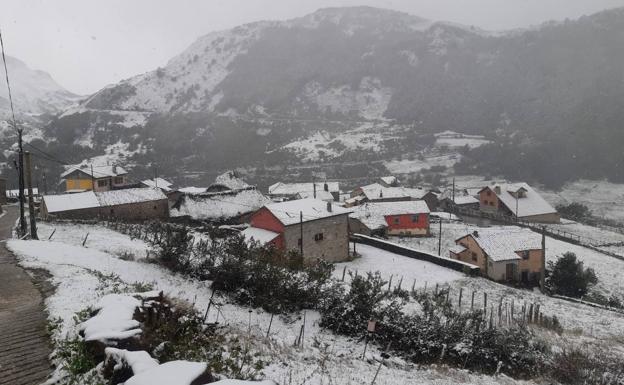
0, 56, 79, 119
32, 6, 624, 188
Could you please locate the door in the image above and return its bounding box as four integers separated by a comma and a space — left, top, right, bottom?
506, 263, 515, 281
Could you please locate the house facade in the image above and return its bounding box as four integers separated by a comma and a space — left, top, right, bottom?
61, 165, 129, 192
242, 198, 350, 263
478, 183, 560, 223
450, 228, 544, 283
348, 201, 430, 237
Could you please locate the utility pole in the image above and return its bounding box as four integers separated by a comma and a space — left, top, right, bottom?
24, 151, 38, 239
452, 177, 455, 202
438, 219, 442, 256
540, 226, 546, 293
90, 164, 95, 191
17, 129, 26, 236
299, 211, 304, 257
154, 165, 158, 189
42, 172, 47, 195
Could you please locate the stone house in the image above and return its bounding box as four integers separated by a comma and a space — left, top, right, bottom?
241, 198, 351, 263
268, 182, 340, 202
40, 188, 168, 221
349, 183, 438, 210
450, 228, 544, 284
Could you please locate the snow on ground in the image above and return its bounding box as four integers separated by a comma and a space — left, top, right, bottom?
334, 243, 463, 288
435, 137, 491, 149
384, 154, 458, 175
9, 226, 540, 385
37, 221, 150, 259
281, 129, 385, 162
539, 179, 624, 224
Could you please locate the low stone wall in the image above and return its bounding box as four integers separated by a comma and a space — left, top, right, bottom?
351, 233, 480, 275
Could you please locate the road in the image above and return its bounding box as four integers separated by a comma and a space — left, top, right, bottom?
0, 206, 51, 385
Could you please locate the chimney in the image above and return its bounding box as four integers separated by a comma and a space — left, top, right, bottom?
313, 183, 317, 199
379, 190, 383, 198
494, 185, 501, 194
324, 182, 329, 192
473, 230, 479, 238
112, 165, 117, 174
326, 201, 332, 212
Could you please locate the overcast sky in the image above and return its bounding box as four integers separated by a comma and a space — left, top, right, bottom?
2, 0, 623, 95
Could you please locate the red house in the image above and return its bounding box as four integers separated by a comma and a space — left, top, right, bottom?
348, 201, 430, 236
240, 198, 351, 263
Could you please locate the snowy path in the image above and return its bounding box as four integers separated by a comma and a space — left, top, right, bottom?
0, 206, 51, 385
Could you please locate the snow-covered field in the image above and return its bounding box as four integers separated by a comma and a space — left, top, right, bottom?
9, 224, 544, 385
384, 154, 459, 175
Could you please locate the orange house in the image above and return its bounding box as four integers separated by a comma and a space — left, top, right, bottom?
348, 201, 430, 236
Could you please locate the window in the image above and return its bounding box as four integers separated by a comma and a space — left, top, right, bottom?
483, 200, 488, 205
489, 201, 494, 206
411, 215, 419, 223
113, 176, 124, 185
521, 250, 530, 260
393, 216, 400, 225
314, 233, 324, 241
486, 190, 491, 196
97, 179, 109, 187
471, 252, 478, 262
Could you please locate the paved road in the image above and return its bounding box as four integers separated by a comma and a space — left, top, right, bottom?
0, 206, 51, 385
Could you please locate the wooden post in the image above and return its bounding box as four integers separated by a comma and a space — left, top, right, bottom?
458, 288, 463, 312
498, 297, 503, 326
397, 276, 403, 291
341, 266, 347, 281
435, 283, 438, 295
528, 304, 534, 323
540, 227, 546, 293
411, 279, 416, 294
387, 275, 393, 291
471, 291, 475, 311
82, 232, 89, 246
438, 219, 442, 256
47, 228, 56, 240
24, 151, 38, 239
299, 211, 304, 257
266, 313, 274, 338
483, 292, 487, 312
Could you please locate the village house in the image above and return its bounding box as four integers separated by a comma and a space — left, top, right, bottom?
268, 182, 340, 202
170, 171, 269, 223
478, 183, 560, 223
449, 228, 544, 284
347, 183, 438, 210
437, 193, 480, 212
379, 176, 400, 187
40, 188, 169, 221
61, 165, 129, 193
348, 201, 430, 237
140, 177, 174, 192
241, 198, 351, 263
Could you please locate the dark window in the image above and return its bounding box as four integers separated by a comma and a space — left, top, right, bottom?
472, 252, 478, 262
153, 205, 157, 210
97, 179, 109, 187
114, 176, 124, 185
314, 233, 324, 241
393, 216, 400, 224
411, 215, 419, 223
486, 190, 491, 196
489, 202, 494, 206
521, 250, 530, 260
483, 200, 488, 205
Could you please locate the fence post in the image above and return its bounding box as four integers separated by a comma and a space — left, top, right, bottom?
458, 288, 463, 313
483, 292, 487, 312
471, 291, 475, 311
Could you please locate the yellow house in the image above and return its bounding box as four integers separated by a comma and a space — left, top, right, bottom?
61, 165, 128, 192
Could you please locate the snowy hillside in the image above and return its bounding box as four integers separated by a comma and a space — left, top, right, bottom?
0, 56, 79, 118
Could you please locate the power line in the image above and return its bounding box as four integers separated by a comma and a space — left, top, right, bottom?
0, 28, 17, 133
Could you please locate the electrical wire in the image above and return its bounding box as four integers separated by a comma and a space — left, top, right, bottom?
0, 27, 18, 133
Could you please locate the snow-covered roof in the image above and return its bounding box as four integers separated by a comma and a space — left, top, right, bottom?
452, 195, 479, 205
43, 188, 167, 213
380, 176, 398, 185
43, 191, 100, 213
268, 181, 340, 196
296, 189, 335, 202
449, 244, 467, 254
61, 164, 128, 179
458, 227, 542, 262
177, 186, 208, 194
483, 183, 557, 218
171, 189, 270, 220
349, 201, 430, 230
96, 188, 167, 207
141, 178, 173, 191
209, 171, 250, 191
359, 183, 430, 200
240, 227, 280, 245
262, 198, 350, 226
